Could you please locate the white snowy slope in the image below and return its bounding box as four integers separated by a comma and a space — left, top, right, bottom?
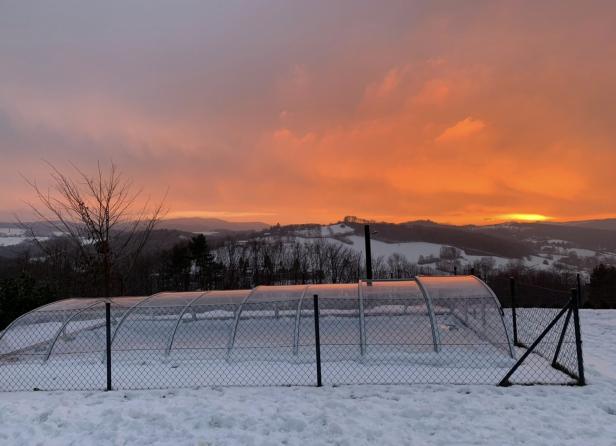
292, 229, 513, 267
290, 224, 616, 271
1, 310, 616, 446
0, 237, 30, 247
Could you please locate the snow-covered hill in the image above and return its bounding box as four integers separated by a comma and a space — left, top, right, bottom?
282, 223, 616, 273
0, 310, 615, 445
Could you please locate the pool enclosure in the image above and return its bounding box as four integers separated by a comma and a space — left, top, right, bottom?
0, 276, 528, 390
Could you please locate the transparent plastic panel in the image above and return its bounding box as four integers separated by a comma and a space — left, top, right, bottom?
166, 291, 249, 360
109, 296, 147, 309
232, 299, 299, 358
0, 298, 103, 361
47, 302, 108, 357
137, 291, 206, 307
228, 286, 305, 359
37, 298, 102, 311
248, 285, 308, 302
360, 281, 437, 354
0, 299, 110, 390
112, 303, 186, 355
191, 289, 251, 306
416, 275, 492, 299
311, 284, 362, 362
168, 302, 238, 357
308, 283, 358, 299
416, 276, 513, 358
42, 298, 149, 360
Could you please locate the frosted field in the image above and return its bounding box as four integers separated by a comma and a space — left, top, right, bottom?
0, 310, 615, 445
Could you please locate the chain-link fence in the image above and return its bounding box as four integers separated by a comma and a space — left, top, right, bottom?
488, 277, 585, 386
0, 300, 109, 391
0, 278, 585, 391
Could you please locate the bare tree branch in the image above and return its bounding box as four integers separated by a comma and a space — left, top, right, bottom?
19, 161, 167, 297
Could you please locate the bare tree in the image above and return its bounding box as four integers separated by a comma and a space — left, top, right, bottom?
19, 161, 166, 297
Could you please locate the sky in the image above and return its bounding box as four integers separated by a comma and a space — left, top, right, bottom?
1, 0, 616, 225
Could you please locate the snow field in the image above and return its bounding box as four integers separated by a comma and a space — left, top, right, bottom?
0, 310, 614, 445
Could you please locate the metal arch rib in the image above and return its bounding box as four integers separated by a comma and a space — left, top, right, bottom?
0, 298, 78, 345
358, 281, 367, 356
472, 276, 515, 358
227, 286, 261, 355
165, 292, 209, 356
414, 277, 441, 353
44, 300, 106, 361
109, 292, 164, 347
292, 285, 311, 355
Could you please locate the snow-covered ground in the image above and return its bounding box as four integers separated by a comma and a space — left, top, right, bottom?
286, 224, 616, 272
292, 230, 513, 269
0, 236, 32, 247
0, 227, 34, 246
0, 310, 615, 445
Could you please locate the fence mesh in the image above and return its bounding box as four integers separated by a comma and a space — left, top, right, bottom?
0, 278, 584, 391
489, 277, 583, 385
0, 302, 108, 391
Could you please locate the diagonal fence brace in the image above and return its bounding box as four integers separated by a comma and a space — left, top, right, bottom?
551, 305, 573, 368
498, 301, 571, 386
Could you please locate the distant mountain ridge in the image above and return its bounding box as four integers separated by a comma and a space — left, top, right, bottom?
0, 217, 269, 235
558, 218, 616, 231
156, 217, 269, 233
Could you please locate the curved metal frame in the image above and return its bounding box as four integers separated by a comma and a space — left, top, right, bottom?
165, 292, 209, 356
292, 285, 311, 355
109, 293, 163, 347
0, 298, 86, 345
414, 277, 442, 353
472, 276, 515, 358
44, 300, 106, 361
4, 277, 514, 366
227, 286, 261, 355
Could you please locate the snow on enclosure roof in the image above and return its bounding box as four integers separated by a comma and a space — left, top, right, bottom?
0, 276, 514, 364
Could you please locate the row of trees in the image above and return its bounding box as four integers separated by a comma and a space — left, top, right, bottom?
155, 236, 440, 291
3, 231, 616, 329
586, 264, 616, 308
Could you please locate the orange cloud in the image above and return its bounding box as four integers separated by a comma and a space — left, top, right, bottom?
412, 79, 451, 105
435, 117, 486, 143
365, 68, 404, 100
2, 2, 616, 225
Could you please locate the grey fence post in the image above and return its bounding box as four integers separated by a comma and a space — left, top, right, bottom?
313, 294, 322, 387
571, 288, 586, 385
551, 305, 573, 368
105, 301, 112, 391
364, 225, 373, 285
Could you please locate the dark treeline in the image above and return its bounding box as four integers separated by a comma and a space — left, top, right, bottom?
488, 264, 616, 309
1, 232, 615, 329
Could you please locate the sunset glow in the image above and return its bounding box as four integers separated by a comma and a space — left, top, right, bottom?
498, 214, 551, 223
1, 2, 616, 225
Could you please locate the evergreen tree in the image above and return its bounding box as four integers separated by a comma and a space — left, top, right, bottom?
588, 264, 616, 308
189, 235, 215, 290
